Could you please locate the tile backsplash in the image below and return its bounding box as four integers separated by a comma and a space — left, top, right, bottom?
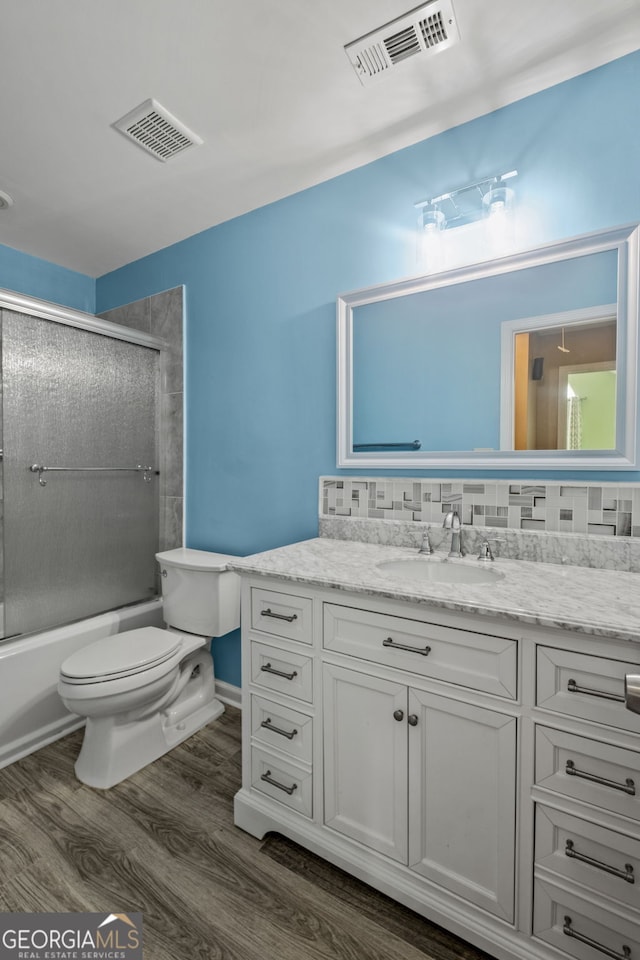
321, 477, 640, 538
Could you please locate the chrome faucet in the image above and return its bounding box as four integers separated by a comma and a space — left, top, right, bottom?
418, 527, 433, 554
443, 510, 464, 558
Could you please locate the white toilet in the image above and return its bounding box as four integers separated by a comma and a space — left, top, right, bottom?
58, 548, 241, 789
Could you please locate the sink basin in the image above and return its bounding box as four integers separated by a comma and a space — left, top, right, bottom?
377, 558, 504, 585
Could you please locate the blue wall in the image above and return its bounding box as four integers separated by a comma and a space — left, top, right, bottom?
92, 50, 640, 686
0, 242, 95, 313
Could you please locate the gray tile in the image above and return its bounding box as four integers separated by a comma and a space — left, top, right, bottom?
160, 391, 183, 499
160, 346, 183, 395
160, 497, 183, 551
149, 287, 183, 344
99, 297, 151, 332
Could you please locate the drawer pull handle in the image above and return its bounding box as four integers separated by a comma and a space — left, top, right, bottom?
261, 769, 298, 795
565, 839, 635, 884
383, 637, 431, 657
261, 662, 298, 681
261, 718, 298, 740
261, 608, 298, 623
563, 916, 631, 960
566, 759, 636, 795
567, 678, 625, 703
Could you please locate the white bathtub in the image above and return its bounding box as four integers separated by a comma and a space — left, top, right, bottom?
0, 598, 164, 769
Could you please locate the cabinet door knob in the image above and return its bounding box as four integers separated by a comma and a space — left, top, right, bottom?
408, 714, 419, 726
393, 709, 404, 721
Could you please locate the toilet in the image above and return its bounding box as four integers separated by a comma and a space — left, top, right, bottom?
58, 548, 241, 789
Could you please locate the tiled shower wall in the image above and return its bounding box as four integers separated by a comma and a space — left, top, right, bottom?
321, 478, 640, 538
99, 287, 183, 551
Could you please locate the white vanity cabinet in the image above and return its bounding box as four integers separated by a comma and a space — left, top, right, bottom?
234, 572, 640, 960
323, 663, 516, 920
532, 640, 640, 960
322, 602, 518, 922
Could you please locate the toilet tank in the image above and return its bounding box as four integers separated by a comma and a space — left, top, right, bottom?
155, 548, 241, 637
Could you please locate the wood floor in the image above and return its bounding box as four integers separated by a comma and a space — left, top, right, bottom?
0, 706, 494, 960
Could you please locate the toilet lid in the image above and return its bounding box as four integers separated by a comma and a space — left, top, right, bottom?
60, 627, 182, 682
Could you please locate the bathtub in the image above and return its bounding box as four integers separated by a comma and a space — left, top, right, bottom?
0, 598, 164, 769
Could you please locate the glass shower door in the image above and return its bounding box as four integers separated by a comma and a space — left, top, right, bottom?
2, 309, 159, 639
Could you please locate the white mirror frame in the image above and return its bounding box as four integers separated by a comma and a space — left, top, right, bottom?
337, 223, 640, 470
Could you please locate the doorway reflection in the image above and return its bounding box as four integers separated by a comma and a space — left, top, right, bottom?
513, 316, 616, 451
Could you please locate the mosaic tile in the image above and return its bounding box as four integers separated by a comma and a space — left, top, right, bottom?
588, 523, 617, 536
560, 485, 588, 497
588, 487, 602, 510
618, 512, 632, 536
320, 478, 640, 540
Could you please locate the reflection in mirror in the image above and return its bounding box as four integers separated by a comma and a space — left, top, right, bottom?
508, 311, 616, 451
337, 223, 639, 469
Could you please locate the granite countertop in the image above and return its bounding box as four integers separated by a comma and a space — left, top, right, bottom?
228, 537, 640, 645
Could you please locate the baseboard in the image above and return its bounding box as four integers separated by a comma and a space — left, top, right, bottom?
215, 679, 242, 709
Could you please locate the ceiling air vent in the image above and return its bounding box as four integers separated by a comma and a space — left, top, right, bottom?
345, 0, 460, 85
113, 98, 203, 162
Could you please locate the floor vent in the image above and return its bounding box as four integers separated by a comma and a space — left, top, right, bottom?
345, 0, 460, 85
113, 99, 203, 162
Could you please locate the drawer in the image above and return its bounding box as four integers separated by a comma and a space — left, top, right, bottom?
535, 804, 640, 910
250, 640, 313, 703
324, 603, 517, 699
250, 694, 313, 764
534, 877, 640, 960
537, 646, 640, 735
251, 746, 312, 818
535, 725, 640, 821
251, 587, 313, 644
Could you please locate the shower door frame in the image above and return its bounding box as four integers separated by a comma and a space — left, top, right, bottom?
0, 288, 167, 353
0, 286, 170, 640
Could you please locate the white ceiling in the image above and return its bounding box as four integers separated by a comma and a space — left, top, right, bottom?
1, 0, 639, 278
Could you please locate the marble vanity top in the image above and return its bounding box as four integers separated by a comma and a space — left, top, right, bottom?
229, 537, 640, 645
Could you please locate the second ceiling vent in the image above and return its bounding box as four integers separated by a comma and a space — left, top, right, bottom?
345, 0, 460, 85
113, 99, 203, 162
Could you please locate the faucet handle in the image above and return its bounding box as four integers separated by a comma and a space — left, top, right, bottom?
477, 538, 505, 561
418, 527, 433, 555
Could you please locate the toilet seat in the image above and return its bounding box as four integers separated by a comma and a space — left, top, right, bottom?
60, 627, 183, 685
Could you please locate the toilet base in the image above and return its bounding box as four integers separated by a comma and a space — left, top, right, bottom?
75, 697, 224, 789
73, 654, 224, 789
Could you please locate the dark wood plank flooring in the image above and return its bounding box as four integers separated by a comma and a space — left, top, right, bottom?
0, 707, 494, 960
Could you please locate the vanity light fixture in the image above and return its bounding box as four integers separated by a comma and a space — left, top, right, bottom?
415, 170, 517, 233
421, 205, 446, 232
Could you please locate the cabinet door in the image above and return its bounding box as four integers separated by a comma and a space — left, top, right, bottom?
323, 663, 408, 863
408, 689, 516, 922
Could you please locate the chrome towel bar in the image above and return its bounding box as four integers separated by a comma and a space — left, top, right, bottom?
353, 440, 421, 450
29, 463, 156, 486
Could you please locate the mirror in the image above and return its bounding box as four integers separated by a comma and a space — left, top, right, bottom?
337, 224, 640, 469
